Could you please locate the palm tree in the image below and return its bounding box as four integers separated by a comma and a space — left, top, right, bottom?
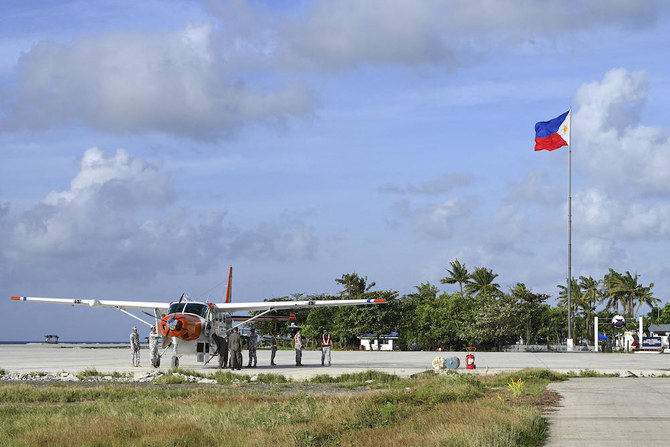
336, 272, 376, 298
440, 259, 470, 295
601, 269, 621, 314
578, 276, 601, 343
464, 267, 500, 299
413, 282, 439, 300
635, 284, 660, 317
557, 278, 582, 338
608, 270, 650, 317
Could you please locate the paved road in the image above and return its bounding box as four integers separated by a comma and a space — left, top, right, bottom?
546, 378, 670, 446
3, 344, 670, 378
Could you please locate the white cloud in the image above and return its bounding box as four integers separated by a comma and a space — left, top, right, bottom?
574, 188, 670, 240
228, 220, 317, 261
0, 147, 319, 286
0, 24, 313, 140
412, 198, 470, 238
378, 173, 473, 195
44, 147, 172, 208
575, 68, 670, 195
1, 2, 663, 140
277, 0, 661, 71
505, 171, 563, 205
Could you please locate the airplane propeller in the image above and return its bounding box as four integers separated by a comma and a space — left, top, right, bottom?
162, 292, 187, 348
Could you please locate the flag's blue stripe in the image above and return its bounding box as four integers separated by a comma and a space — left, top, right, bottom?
535, 111, 569, 138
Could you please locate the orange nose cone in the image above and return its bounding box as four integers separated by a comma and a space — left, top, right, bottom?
159, 314, 202, 341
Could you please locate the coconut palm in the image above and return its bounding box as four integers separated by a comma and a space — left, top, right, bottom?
336, 272, 376, 298
440, 259, 470, 295
578, 276, 601, 342
635, 284, 660, 317
557, 278, 582, 327
464, 267, 500, 299
601, 269, 622, 314
607, 269, 658, 318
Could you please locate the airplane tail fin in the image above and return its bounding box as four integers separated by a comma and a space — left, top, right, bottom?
225, 266, 232, 303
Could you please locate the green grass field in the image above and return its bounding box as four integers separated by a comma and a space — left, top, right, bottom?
0, 369, 562, 447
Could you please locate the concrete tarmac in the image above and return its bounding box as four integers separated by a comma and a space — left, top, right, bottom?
4, 344, 670, 446
546, 378, 670, 446
0, 343, 670, 379
3, 344, 670, 378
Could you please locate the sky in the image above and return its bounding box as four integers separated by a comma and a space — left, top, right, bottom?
2, 0, 670, 341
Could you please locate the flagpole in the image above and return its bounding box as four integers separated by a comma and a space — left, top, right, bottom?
567, 106, 573, 350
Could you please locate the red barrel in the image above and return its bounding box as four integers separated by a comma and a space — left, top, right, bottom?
466, 346, 476, 370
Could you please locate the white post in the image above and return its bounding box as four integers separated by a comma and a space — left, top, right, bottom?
594, 316, 599, 352
639, 316, 644, 345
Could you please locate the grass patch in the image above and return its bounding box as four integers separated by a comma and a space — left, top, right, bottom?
256, 373, 292, 384
566, 369, 620, 378
0, 370, 557, 446
212, 369, 251, 384
309, 369, 402, 387
76, 369, 132, 380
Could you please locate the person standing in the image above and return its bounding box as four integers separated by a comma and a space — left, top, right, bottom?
212, 332, 228, 369
270, 330, 279, 366
321, 329, 332, 366
247, 327, 257, 368
294, 328, 303, 366
149, 326, 160, 368
229, 327, 242, 370
130, 326, 140, 367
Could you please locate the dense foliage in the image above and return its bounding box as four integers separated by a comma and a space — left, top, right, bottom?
255, 260, 661, 351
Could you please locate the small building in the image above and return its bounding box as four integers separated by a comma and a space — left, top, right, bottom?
44, 334, 59, 344
359, 331, 399, 351
648, 323, 670, 349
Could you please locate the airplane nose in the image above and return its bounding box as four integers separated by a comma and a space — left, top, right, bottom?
167, 317, 178, 331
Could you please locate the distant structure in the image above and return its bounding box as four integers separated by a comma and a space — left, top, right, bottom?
359, 332, 399, 351
44, 334, 59, 344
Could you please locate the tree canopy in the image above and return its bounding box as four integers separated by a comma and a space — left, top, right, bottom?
253, 264, 660, 351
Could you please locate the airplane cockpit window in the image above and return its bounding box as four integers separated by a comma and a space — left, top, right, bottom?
168, 302, 209, 319
185, 303, 209, 319
168, 303, 185, 314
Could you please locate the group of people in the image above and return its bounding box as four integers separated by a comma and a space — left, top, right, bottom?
130, 325, 335, 369
294, 328, 332, 367
211, 326, 256, 370
129, 326, 161, 368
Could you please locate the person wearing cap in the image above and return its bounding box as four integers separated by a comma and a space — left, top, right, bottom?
229, 327, 243, 370
130, 326, 140, 367
149, 326, 160, 368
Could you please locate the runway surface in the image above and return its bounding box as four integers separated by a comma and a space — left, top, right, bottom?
546, 378, 670, 446
2, 343, 670, 378
4, 344, 670, 446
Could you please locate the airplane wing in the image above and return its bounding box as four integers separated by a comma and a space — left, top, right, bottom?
212, 298, 386, 313
11, 296, 386, 313
11, 296, 170, 311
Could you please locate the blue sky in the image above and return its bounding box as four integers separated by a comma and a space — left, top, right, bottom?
2, 0, 670, 341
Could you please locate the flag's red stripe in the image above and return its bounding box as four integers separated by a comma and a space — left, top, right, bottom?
534, 134, 568, 151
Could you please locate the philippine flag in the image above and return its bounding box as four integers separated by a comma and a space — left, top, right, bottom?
534, 110, 570, 151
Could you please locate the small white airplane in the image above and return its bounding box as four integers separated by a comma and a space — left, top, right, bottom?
10, 267, 386, 367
